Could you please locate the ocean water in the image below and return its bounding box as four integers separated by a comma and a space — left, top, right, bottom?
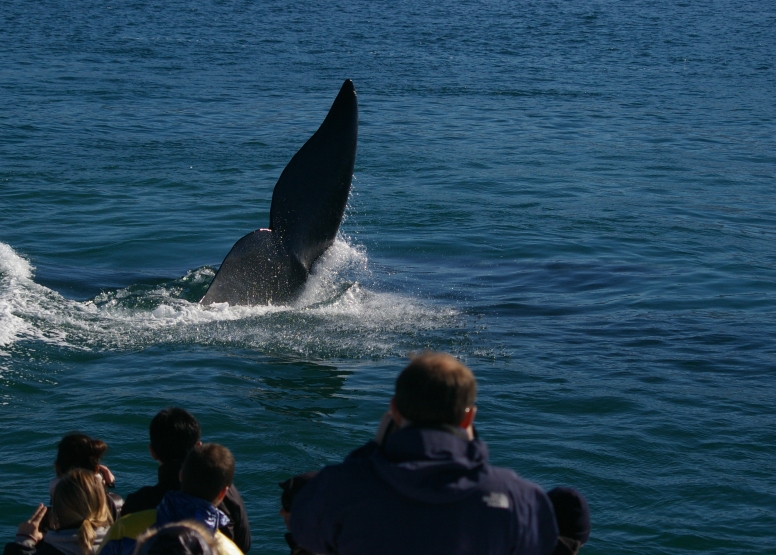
1, 0, 775, 553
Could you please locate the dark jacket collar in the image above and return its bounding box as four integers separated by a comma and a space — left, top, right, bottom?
370, 426, 490, 504
157, 460, 184, 490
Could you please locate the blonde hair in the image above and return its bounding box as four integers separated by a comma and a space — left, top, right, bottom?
51, 468, 113, 555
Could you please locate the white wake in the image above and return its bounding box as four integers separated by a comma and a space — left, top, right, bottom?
0, 241, 458, 358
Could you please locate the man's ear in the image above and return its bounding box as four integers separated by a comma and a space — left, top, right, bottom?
389, 398, 404, 427
460, 406, 477, 430
149, 445, 159, 461
213, 485, 229, 506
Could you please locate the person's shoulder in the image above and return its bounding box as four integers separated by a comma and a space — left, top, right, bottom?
482, 465, 555, 510
296, 441, 377, 490
121, 485, 165, 515
221, 484, 245, 509
5, 540, 62, 555
37, 540, 70, 555
475, 464, 558, 553
102, 509, 158, 544
344, 440, 380, 462
213, 532, 243, 555
486, 465, 541, 490
313, 449, 375, 488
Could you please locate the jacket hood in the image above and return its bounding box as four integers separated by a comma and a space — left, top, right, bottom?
370, 426, 490, 504
43, 526, 109, 555
155, 490, 230, 533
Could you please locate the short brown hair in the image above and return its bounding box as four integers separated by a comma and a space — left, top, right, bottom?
394, 352, 476, 426
181, 443, 235, 503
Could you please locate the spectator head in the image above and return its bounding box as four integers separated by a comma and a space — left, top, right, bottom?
51, 468, 113, 555
55, 433, 108, 476
181, 443, 235, 505
149, 408, 202, 463
135, 521, 217, 555
278, 471, 318, 529
548, 487, 590, 554
393, 352, 477, 428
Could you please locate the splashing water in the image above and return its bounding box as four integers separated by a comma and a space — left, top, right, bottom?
0, 240, 459, 358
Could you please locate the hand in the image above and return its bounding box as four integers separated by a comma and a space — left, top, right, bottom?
97, 465, 115, 488
17, 504, 46, 542
279, 508, 291, 530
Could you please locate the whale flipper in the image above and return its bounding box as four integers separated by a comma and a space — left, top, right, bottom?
200, 80, 358, 306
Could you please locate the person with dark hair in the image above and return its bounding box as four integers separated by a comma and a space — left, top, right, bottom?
278, 473, 318, 555
148, 409, 201, 464
287, 352, 559, 555
4, 468, 113, 555
48, 434, 123, 526
547, 488, 590, 555
97, 444, 241, 555
121, 409, 250, 553
55, 435, 109, 480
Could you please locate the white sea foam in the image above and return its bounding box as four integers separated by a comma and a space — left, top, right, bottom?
0, 241, 458, 357
0, 243, 42, 348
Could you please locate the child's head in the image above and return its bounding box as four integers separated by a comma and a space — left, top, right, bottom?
51, 468, 113, 554
55, 433, 108, 476
180, 443, 235, 504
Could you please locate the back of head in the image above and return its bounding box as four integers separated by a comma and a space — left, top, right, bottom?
180, 443, 235, 504
56, 433, 108, 474
548, 487, 591, 546
135, 521, 217, 555
394, 352, 477, 426
150, 408, 202, 463
52, 468, 113, 555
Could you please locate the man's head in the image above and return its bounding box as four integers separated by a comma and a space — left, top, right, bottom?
150, 408, 202, 463
180, 443, 235, 505
392, 352, 477, 428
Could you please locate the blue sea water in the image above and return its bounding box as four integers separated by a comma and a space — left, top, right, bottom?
1, 0, 775, 553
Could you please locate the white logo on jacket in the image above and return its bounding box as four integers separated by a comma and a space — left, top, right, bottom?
482, 492, 510, 509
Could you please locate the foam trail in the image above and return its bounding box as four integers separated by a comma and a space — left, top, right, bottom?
0, 243, 41, 348
0, 241, 459, 358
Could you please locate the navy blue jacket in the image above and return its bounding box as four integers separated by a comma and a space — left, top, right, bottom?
290, 426, 558, 555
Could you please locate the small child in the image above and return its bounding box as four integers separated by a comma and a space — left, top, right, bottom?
49, 434, 123, 523
5, 468, 113, 555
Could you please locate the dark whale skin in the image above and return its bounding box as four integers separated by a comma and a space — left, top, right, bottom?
200, 79, 358, 306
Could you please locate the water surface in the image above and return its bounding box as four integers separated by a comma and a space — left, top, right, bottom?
1, 1, 775, 553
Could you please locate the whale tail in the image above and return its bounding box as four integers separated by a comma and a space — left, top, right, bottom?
200, 80, 358, 306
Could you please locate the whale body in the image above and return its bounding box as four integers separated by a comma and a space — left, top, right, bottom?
200, 79, 358, 306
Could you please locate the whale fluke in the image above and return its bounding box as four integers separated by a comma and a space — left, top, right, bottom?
200, 79, 358, 306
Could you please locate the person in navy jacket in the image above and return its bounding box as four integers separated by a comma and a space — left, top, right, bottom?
288, 352, 559, 555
